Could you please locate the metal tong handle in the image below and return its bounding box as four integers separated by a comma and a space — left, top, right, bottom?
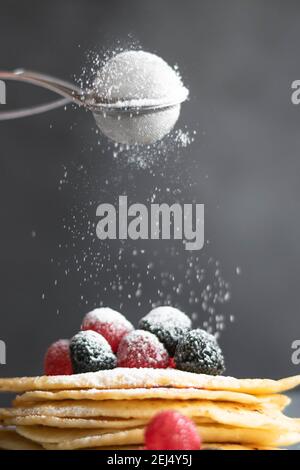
0, 69, 84, 120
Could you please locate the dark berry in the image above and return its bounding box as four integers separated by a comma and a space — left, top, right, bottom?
44, 339, 73, 376
138, 306, 192, 355
117, 330, 169, 368
145, 411, 201, 450
81, 307, 134, 353
174, 329, 225, 375
70, 330, 117, 374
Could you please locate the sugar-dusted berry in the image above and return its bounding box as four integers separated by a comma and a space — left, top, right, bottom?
117, 330, 169, 369
174, 329, 225, 375
44, 339, 73, 376
70, 330, 117, 374
81, 307, 134, 353
139, 306, 191, 355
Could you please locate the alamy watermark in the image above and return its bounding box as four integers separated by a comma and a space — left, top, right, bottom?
0, 340, 6, 365
0, 80, 6, 104
96, 196, 204, 251
291, 340, 300, 365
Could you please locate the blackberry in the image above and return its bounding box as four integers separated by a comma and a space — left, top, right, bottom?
138, 306, 192, 356
174, 329, 225, 375
70, 330, 117, 374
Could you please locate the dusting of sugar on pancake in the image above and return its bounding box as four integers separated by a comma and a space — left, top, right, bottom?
1, 368, 300, 395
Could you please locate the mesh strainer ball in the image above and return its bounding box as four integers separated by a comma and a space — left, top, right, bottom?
92, 51, 188, 145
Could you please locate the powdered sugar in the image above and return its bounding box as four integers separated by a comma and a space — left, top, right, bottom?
141, 306, 191, 328
0, 367, 244, 393
82, 307, 132, 327
92, 51, 188, 108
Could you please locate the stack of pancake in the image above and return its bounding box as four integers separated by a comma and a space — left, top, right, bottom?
0, 368, 300, 450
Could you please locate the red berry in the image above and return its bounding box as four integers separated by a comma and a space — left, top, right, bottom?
169, 357, 176, 368
44, 339, 73, 376
145, 411, 201, 450
81, 308, 134, 353
117, 330, 169, 368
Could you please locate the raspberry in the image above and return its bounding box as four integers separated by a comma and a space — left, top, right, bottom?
81, 307, 134, 353
174, 329, 225, 375
44, 339, 73, 376
138, 306, 192, 355
145, 411, 201, 450
117, 330, 169, 368
70, 330, 117, 374
168, 357, 176, 368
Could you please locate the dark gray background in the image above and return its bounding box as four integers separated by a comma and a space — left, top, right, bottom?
0, 0, 300, 381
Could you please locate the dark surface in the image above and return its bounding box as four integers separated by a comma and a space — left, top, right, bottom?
0, 0, 300, 380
